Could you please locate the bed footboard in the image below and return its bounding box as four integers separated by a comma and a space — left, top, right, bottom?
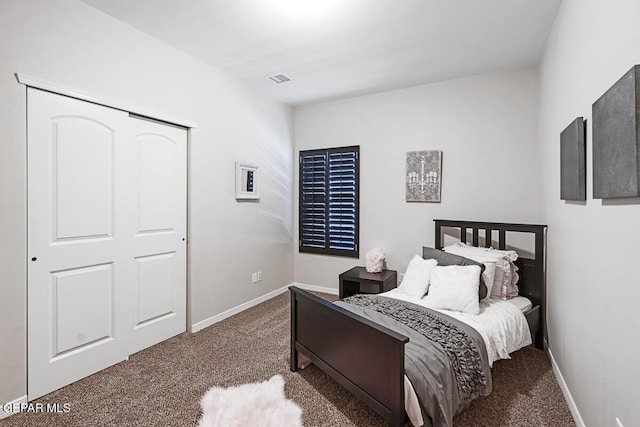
289, 286, 409, 427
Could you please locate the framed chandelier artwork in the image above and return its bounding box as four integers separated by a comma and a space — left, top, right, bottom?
406, 150, 442, 202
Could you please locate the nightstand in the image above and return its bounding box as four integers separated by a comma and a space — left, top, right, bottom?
339, 267, 398, 299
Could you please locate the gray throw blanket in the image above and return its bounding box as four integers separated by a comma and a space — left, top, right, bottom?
335, 295, 491, 427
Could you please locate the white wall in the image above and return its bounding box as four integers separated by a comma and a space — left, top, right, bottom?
293, 68, 541, 288
0, 0, 293, 405
539, 1, 640, 426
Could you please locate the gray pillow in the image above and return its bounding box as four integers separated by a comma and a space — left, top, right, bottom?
422, 247, 488, 300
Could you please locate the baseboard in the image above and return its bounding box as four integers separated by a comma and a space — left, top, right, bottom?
190, 282, 338, 333
292, 282, 339, 295
0, 395, 28, 420
191, 285, 290, 333
546, 343, 586, 427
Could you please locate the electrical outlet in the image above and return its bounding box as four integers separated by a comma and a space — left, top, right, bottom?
616, 417, 624, 427
257, 271, 262, 281
399, 272, 405, 284
251, 272, 257, 283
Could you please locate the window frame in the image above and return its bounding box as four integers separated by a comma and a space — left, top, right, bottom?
298, 145, 360, 258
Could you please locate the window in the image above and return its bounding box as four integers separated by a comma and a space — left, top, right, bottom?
299, 146, 359, 258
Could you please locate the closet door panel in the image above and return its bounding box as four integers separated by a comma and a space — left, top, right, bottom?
27, 88, 131, 400
129, 117, 187, 354
53, 117, 114, 240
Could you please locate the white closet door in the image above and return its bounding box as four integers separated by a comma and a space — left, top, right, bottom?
129, 117, 187, 354
27, 90, 188, 400
27, 88, 133, 399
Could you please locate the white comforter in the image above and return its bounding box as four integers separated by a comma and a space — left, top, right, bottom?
379, 288, 532, 426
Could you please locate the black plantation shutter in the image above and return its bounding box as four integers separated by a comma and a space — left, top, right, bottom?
299, 150, 327, 251
328, 150, 357, 253
299, 146, 359, 258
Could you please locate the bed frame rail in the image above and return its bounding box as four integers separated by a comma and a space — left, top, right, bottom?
290, 286, 408, 427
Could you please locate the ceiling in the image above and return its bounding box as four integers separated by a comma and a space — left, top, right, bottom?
80, 0, 562, 106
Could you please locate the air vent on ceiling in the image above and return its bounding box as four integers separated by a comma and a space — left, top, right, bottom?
267, 73, 291, 84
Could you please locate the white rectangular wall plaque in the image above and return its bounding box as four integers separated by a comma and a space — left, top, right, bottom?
235, 161, 260, 200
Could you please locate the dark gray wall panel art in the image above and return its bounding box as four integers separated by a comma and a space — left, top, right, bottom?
592, 65, 640, 198
560, 117, 586, 200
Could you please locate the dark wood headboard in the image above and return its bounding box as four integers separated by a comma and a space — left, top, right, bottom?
434, 219, 547, 347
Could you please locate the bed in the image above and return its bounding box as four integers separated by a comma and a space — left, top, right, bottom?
289, 220, 547, 426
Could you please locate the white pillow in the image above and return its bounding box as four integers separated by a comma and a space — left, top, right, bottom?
443, 244, 519, 300
432, 250, 496, 299
444, 243, 518, 261
398, 255, 438, 299
423, 265, 481, 315
479, 261, 497, 299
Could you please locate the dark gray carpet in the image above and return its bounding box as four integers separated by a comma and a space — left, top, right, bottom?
1, 292, 575, 426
